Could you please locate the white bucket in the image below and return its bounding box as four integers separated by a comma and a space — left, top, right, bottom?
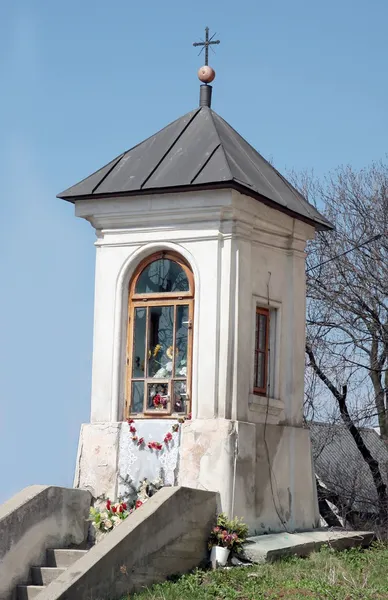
210, 545, 230, 566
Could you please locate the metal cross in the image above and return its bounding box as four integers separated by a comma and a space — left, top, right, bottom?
193, 27, 220, 66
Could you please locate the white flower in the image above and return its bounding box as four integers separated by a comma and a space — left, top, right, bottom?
92, 521, 101, 530
153, 477, 164, 489
100, 511, 108, 520
103, 519, 113, 530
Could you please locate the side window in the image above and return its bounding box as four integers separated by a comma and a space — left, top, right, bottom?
253, 307, 270, 395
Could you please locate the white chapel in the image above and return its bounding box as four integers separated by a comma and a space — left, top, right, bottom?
58, 46, 331, 533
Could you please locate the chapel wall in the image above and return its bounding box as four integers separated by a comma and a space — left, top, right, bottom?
229, 192, 314, 426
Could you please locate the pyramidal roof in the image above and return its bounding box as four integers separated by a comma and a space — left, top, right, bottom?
57, 106, 331, 230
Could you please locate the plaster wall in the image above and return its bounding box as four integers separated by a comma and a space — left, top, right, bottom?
178, 418, 319, 533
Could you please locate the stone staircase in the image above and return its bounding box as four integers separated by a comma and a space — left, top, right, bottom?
2, 487, 216, 600
17, 549, 88, 600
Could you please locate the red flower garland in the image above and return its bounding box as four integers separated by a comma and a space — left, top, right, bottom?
126, 413, 192, 451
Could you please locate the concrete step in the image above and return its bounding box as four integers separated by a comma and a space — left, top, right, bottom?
17, 585, 46, 600
46, 548, 88, 568
244, 529, 375, 563
31, 566, 66, 585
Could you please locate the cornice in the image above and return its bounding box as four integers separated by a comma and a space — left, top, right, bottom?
85, 199, 309, 254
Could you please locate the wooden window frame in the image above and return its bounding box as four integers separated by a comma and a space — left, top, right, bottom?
253, 306, 270, 396
125, 251, 194, 419
129, 251, 194, 300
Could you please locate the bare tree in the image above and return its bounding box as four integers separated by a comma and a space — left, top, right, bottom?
290, 161, 388, 522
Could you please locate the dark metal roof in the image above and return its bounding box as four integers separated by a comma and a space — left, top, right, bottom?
310, 422, 388, 513
57, 106, 331, 230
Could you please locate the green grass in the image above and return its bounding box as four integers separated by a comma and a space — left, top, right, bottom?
124, 544, 388, 599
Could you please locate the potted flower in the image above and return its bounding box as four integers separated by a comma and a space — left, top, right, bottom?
208, 514, 248, 566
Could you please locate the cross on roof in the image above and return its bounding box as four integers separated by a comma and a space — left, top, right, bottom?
193, 27, 220, 66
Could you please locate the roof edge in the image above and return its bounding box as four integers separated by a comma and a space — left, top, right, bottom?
56, 180, 333, 231
309, 420, 381, 434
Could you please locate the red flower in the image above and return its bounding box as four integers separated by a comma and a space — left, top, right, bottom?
164, 432, 173, 444
111, 506, 117, 513
135, 500, 143, 509
106, 500, 111, 510
129, 425, 136, 434
153, 394, 161, 407
186, 413, 192, 420
127, 419, 135, 424
119, 505, 124, 513
137, 437, 144, 446
122, 502, 127, 510
148, 441, 161, 450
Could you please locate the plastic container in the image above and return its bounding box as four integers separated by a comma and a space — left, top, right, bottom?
210, 545, 230, 566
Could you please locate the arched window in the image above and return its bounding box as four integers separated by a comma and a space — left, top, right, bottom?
126, 252, 194, 418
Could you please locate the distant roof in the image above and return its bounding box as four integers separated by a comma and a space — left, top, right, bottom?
57, 106, 331, 230
310, 421, 388, 513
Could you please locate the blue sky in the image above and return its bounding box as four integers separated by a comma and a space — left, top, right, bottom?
1, 0, 387, 503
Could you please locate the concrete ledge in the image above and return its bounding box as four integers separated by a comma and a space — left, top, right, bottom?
37, 486, 218, 600
243, 529, 375, 563
0, 485, 91, 600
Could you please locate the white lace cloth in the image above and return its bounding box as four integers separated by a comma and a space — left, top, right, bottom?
117, 420, 181, 497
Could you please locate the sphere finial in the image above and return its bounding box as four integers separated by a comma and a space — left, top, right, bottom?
198, 65, 216, 84
193, 28, 220, 108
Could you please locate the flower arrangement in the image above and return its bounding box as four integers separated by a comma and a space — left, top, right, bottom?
208, 514, 248, 554
89, 499, 130, 533
148, 344, 187, 379
89, 477, 164, 536
153, 393, 167, 409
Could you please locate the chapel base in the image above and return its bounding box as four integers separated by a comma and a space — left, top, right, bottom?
74, 418, 319, 534
178, 418, 320, 534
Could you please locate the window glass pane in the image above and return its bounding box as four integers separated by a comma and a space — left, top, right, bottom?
148, 306, 174, 378
175, 305, 189, 377
173, 381, 187, 413
147, 382, 169, 411
136, 259, 189, 294
255, 312, 259, 349
132, 308, 146, 377
253, 351, 258, 390
254, 310, 269, 393
258, 314, 267, 351
131, 381, 144, 413
255, 353, 265, 390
